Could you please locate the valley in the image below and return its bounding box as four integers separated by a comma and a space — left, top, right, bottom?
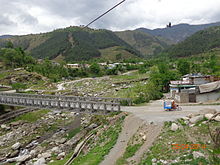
0, 22, 220, 165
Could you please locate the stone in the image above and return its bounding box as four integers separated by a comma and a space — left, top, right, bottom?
199, 109, 217, 115
192, 151, 205, 159
56, 138, 67, 144
30, 150, 37, 157
10, 121, 23, 126
33, 157, 46, 165
9, 150, 19, 157
214, 115, 220, 122
181, 117, 189, 121
57, 152, 65, 160
12, 142, 21, 150
152, 158, 157, 163
41, 152, 51, 159
16, 154, 31, 162
204, 114, 214, 120
171, 123, 179, 131
142, 135, 147, 141
189, 115, 203, 124
88, 123, 98, 129
51, 147, 61, 153
1, 124, 10, 130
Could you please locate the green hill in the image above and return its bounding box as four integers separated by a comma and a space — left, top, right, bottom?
0, 27, 142, 62
115, 30, 172, 58
165, 26, 220, 57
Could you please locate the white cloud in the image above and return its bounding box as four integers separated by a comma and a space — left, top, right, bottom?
0, 0, 220, 35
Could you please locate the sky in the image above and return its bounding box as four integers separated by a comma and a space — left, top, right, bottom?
0, 0, 220, 35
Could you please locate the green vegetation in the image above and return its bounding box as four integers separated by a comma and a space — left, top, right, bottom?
72, 115, 125, 165
11, 109, 50, 123
140, 121, 220, 165
65, 127, 81, 140
166, 26, 220, 57
115, 30, 171, 57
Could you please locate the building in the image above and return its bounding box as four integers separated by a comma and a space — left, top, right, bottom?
66, 64, 80, 69
170, 73, 220, 103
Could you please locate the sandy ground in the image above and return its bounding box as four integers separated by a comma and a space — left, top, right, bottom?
122, 100, 220, 123
100, 114, 144, 165
101, 100, 220, 165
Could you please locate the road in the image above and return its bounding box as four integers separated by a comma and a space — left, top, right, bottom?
122, 100, 220, 123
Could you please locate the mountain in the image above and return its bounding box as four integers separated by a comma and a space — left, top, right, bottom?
0, 27, 143, 62
165, 26, 220, 57
0, 35, 13, 39
137, 22, 220, 43
115, 30, 172, 58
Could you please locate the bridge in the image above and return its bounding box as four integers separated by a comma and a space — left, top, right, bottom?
0, 93, 131, 114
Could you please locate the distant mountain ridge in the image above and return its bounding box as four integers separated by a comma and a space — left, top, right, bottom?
0, 27, 143, 61
137, 22, 220, 43
115, 30, 172, 58
0, 35, 13, 39
165, 26, 220, 57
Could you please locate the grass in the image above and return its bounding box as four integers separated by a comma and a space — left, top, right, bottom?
11, 109, 50, 123
139, 120, 220, 165
116, 143, 143, 165
71, 115, 125, 165
65, 127, 81, 140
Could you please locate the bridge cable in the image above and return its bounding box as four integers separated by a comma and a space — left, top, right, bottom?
84, 0, 126, 28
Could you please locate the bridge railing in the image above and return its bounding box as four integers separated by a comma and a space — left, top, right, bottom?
0, 95, 120, 114
0, 92, 131, 105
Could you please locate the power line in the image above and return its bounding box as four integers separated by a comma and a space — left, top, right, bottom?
84, 0, 126, 28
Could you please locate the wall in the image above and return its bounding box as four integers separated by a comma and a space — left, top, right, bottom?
174, 93, 189, 103
196, 91, 220, 103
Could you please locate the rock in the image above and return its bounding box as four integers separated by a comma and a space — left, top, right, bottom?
184, 120, 189, 125
199, 109, 217, 115
41, 152, 51, 159
88, 123, 98, 129
204, 114, 214, 120
152, 158, 157, 163
189, 115, 203, 124
187, 113, 194, 118
171, 123, 179, 131
56, 138, 67, 144
142, 135, 147, 141
214, 115, 220, 122
10, 121, 23, 127
9, 150, 19, 157
189, 124, 195, 127
30, 150, 37, 157
57, 152, 65, 160
33, 157, 46, 165
51, 147, 61, 153
16, 154, 31, 162
1, 124, 10, 130
192, 151, 205, 159
12, 142, 21, 150
181, 117, 189, 121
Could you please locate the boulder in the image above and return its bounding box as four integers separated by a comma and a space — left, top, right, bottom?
199, 109, 217, 115
51, 147, 61, 153
171, 123, 179, 131
189, 115, 203, 124
181, 117, 189, 121
204, 114, 214, 120
57, 152, 65, 160
142, 135, 147, 141
16, 154, 31, 162
214, 115, 220, 122
12, 142, 21, 150
40, 152, 51, 159
88, 123, 98, 129
33, 157, 46, 165
1, 124, 10, 130
192, 151, 205, 159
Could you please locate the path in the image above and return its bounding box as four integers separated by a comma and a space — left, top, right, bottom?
122, 100, 220, 123
100, 114, 144, 165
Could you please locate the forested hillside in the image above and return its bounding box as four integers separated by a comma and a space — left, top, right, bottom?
165, 26, 220, 57
115, 30, 172, 58
0, 27, 142, 62
137, 22, 220, 43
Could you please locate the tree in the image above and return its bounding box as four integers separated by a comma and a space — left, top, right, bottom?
90, 63, 101, 75
12, 83, 27, 92
5, 41, 14, 48
177, 59, 190, 75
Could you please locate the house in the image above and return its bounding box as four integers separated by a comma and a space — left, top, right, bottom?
170, 73, 220, 103
66, 64, 80, 69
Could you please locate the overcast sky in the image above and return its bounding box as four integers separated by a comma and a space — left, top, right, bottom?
0, 0, 220, 35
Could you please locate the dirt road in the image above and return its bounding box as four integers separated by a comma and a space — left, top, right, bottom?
122, 100, 220, 123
